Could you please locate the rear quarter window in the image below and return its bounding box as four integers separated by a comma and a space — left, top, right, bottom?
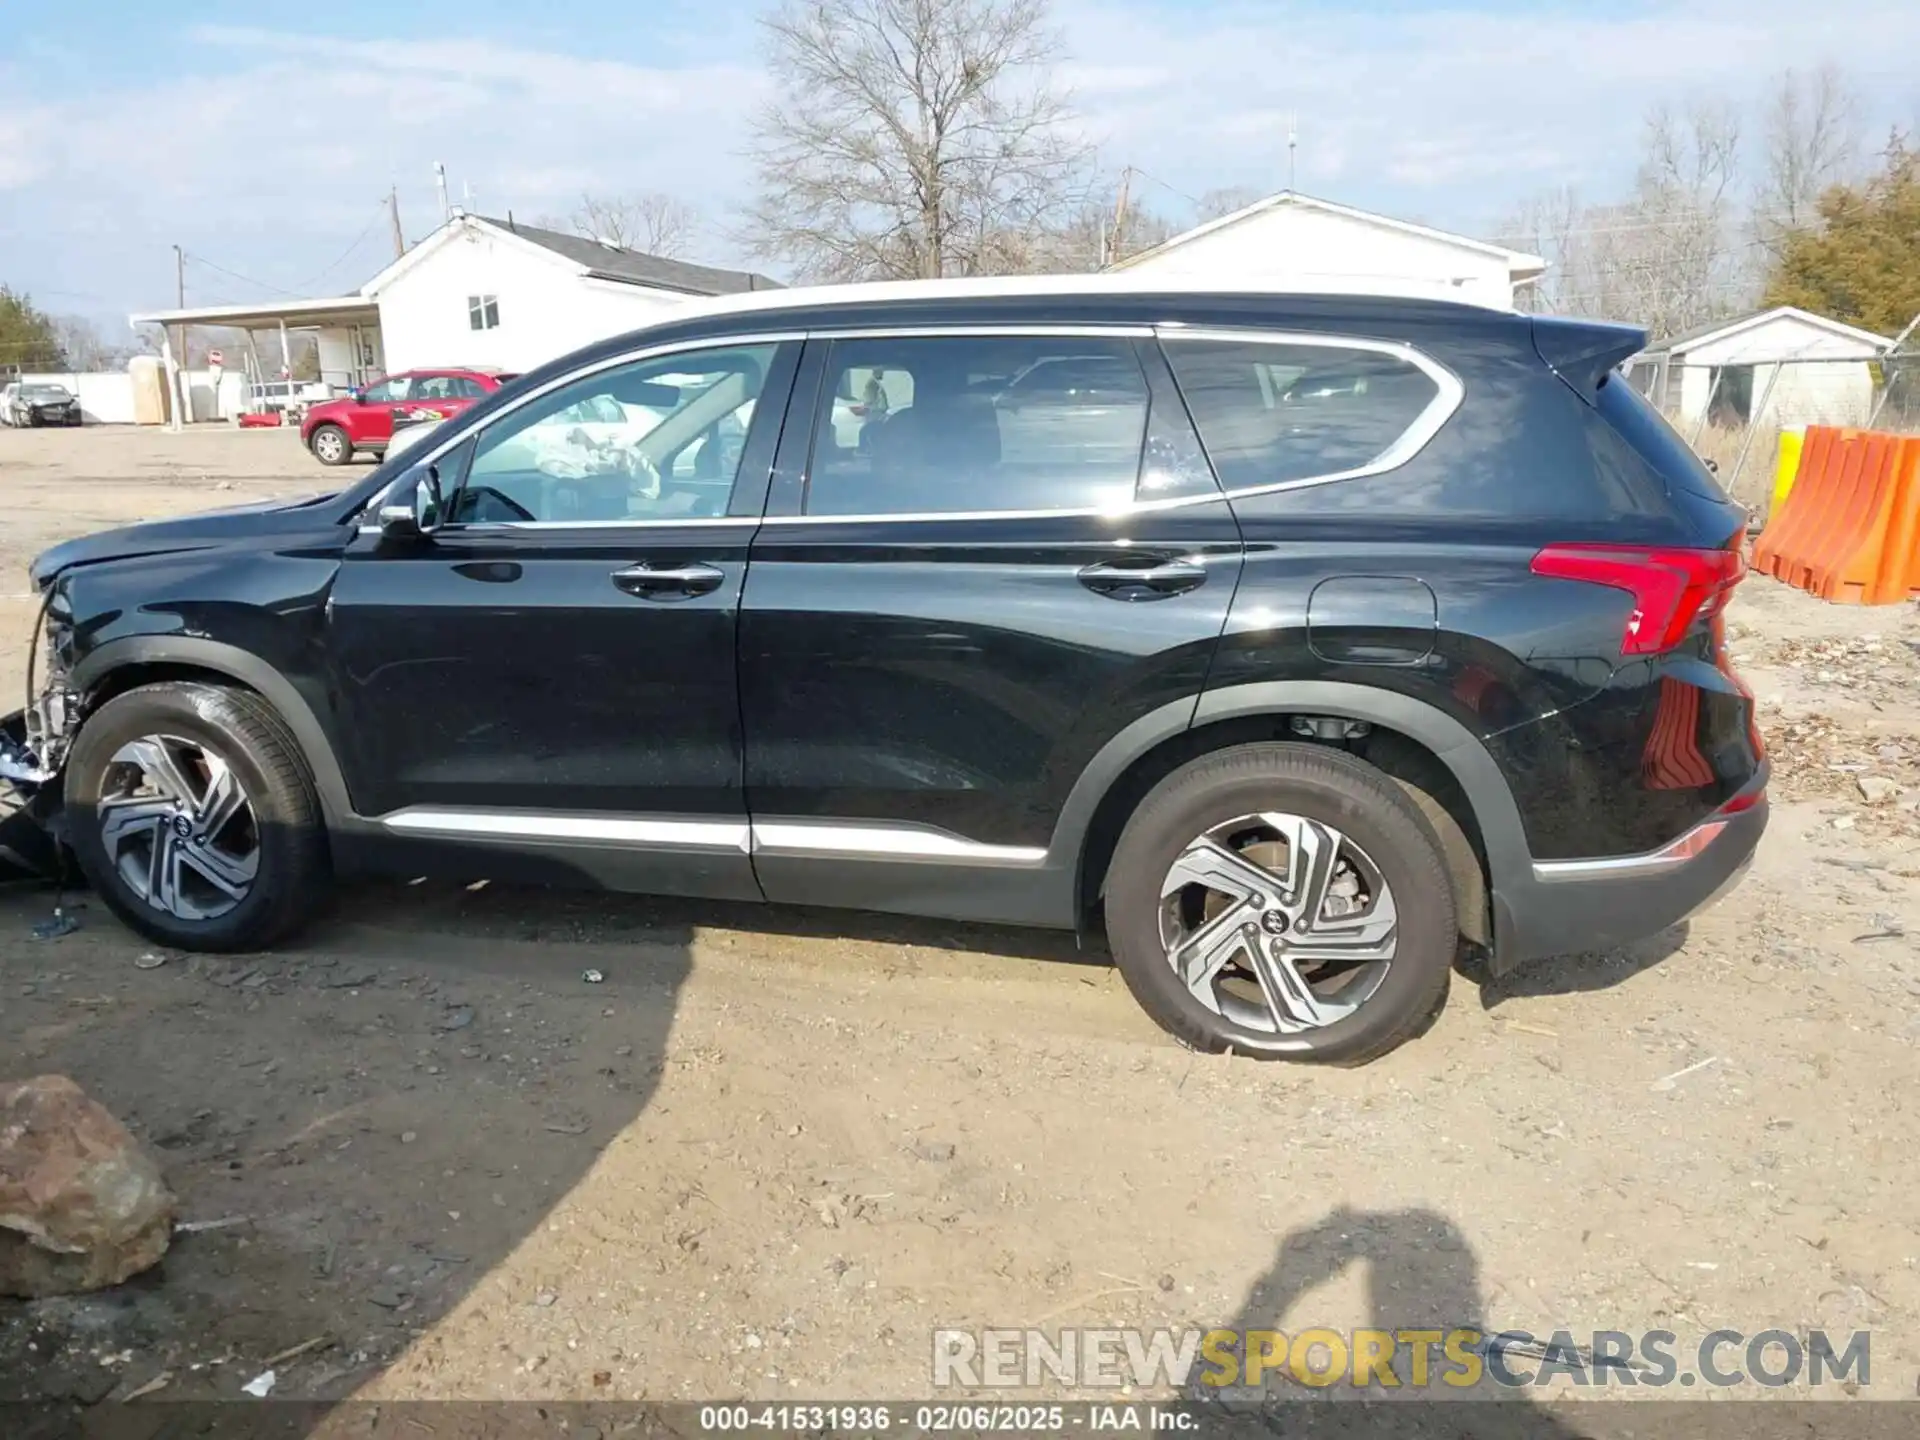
1594, 374, 1731, 502
1162, 338, 1446, 491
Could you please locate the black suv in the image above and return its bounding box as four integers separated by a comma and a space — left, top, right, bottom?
0, 285, 1766, 1063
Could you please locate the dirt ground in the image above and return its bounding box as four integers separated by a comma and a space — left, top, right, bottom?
1, 425, 1917, 1410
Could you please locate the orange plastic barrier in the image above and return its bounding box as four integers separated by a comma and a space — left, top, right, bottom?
1750, 426, 1920, 605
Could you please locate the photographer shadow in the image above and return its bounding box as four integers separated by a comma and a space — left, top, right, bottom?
1194, 1205, 1590, 1438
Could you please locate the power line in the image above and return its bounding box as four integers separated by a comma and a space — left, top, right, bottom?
293, 204, 388, 294
1125, 167, 1204, 211
180, 251, 305, 300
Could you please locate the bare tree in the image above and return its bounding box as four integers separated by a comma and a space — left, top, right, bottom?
1756, 64, 1862, 256
559, 192, 702, 257
1494, 186, 1586, 314
49, 316, 115, 372
1502, 105, 1752, 336
746, 0, 1093, 281
1023, 193, 1175, 273
1196, 185, 1265, 223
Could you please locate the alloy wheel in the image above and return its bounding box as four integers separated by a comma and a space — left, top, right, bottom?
1158, 812, 1397, 1034
96, 734, 260, 920
312, 429, 345, 463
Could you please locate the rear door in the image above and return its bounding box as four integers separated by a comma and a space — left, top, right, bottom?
738, 327, 1244, 922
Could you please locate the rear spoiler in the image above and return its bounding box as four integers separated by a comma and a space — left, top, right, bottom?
1531, 317, 1647, 405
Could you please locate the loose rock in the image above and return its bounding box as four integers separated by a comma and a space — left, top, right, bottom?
0, 1075, 176, 1297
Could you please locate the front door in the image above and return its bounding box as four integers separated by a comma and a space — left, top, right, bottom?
350, 373, 412, 446
739, 330, 1245, 923
327, 339, 799, 899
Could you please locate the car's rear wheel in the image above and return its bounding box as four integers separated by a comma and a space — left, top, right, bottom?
66, 682, 331, 952
1103, 742, 1456, 1064
309, 423, 351, 465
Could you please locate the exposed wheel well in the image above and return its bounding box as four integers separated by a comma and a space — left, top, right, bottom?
1075, 713, 1491, 952
85, 661, 258, 712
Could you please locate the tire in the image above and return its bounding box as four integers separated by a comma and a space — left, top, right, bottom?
65, 681, 331, 951
309, 424, 351, 466
1103, 741, 1456, 1065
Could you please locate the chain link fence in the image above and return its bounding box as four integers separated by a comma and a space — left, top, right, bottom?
1622, 340, 1920, 515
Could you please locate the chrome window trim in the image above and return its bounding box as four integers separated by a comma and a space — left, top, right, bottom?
769, 323, 1462, 526
811, 323, 1156, 340
354, 516, 759, 536
367, 328, 808, 499
1153, 324, 1465, 504
359, 321, 1461, 532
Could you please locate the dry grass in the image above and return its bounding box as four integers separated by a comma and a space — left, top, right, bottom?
1679, 419, 1781, 513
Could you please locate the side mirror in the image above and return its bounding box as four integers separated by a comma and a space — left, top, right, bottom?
377, 466, 444, 539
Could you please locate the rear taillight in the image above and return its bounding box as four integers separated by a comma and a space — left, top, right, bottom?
1530, 542, 1745, 656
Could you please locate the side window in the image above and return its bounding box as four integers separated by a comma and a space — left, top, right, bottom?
413, 376, 458, 401
363, 376, 408, 404
1162, 339, 1445, 490
450, 376, 488, 399
806, 336, 1149, 517
452, 344, 778, 524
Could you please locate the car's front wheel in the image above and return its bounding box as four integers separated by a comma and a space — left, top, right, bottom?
308, 423, 351, 465
1103, 742, 1457, 1065
66, 681, 332, 951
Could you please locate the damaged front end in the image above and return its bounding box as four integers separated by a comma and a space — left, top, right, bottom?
1, 589, 78, 883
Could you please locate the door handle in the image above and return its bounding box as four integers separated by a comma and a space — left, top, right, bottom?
611, 561, 726, 600
1076, 558, 1208, 600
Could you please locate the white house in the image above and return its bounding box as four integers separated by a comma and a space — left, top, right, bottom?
128, 212, 779, 423
361, 214, 780, 374
1114, 191, 1546, 310
1629, 306, 1892, 430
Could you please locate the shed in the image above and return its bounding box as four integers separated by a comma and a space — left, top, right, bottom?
1112, 191, 1546, 310
1628, 307, 1892, 430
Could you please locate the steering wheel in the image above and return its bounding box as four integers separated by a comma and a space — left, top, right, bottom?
454, 486, 538, 524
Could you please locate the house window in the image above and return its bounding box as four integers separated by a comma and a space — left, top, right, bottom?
467, 295, 500, 331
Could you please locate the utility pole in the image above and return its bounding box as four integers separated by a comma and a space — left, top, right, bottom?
1105, 166, 1134, 268
168, 244, 187, 432
433, 162, 450, 223
1287, 113, 1298, 192
388, 186, 406, 258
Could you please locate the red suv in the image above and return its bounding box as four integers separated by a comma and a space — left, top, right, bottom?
301, 369, 516, 466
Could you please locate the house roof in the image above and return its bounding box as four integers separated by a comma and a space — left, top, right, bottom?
128, 295, 379, 331
1650, 305, 1892, 356
360, 212, 782, 299
1112, 190, 1547, 281
476, 216, 782, 296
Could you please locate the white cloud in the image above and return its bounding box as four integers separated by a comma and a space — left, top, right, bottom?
1060, 0, 1920, 232
0, 29, 767, 315
4, 0, 1919, 317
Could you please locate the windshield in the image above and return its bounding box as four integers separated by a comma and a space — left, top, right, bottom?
23, 385, 71, 400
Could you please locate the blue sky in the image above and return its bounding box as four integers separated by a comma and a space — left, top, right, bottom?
3, 0, 1917, 327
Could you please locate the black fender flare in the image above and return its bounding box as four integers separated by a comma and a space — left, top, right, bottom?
69, 637, 353, 825
1047, 680, 1533, 905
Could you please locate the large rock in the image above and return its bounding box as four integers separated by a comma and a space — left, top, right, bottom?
0, 1075, 175, 1297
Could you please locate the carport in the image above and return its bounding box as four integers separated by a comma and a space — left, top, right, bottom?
127, 295, 383, 431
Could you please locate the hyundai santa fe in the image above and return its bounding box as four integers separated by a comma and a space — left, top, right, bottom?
0, 281, 1767, 1064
